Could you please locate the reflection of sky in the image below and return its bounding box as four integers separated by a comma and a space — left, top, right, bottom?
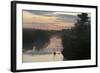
23, 10, 90, 30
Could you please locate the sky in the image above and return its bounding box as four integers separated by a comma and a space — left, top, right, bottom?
22, 10, 87, 30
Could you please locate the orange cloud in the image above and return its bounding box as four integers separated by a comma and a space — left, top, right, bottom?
22, 11, 75, 30
23, 11, 58, 24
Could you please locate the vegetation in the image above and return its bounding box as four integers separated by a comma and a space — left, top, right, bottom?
61, 13, 91, 60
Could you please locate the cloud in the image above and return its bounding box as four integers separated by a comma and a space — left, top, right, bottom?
22, 10, 77, 30
52, 12, 80, 16
25, 10, 54, 16
23, 11, 58, 24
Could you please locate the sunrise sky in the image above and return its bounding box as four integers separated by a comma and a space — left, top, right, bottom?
22, 10, 81, 30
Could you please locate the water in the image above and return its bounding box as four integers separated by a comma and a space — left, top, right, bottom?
22, 35, 64, 63
23, 52, 63, 63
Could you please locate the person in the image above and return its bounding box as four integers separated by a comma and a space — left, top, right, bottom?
53, 52, 56, 56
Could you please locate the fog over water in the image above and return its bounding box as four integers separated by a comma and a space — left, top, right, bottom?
23, 35, 64, 62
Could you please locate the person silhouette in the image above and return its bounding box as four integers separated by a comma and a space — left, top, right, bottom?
53, 52, 56, 56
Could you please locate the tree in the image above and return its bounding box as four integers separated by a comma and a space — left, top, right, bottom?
61, 13, 91, 60
23, 29, 53, 51
74, 13, 91, 59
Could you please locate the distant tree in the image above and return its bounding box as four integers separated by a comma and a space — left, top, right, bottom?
23, 29, 52, 51
23, 29, 36, 50
61, 13, 91, 60
32, 30, 51, 50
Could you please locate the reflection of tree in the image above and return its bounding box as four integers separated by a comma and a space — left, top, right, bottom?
61, 13, 91, 60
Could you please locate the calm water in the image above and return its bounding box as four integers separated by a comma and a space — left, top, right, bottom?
23, 53, 63, 63
23, 36, 64, 63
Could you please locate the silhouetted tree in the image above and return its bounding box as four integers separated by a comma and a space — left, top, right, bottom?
32, 30, 51, 50
23, 29, 51, 51
61, 13, 91, 60
74, 13, 91, 59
